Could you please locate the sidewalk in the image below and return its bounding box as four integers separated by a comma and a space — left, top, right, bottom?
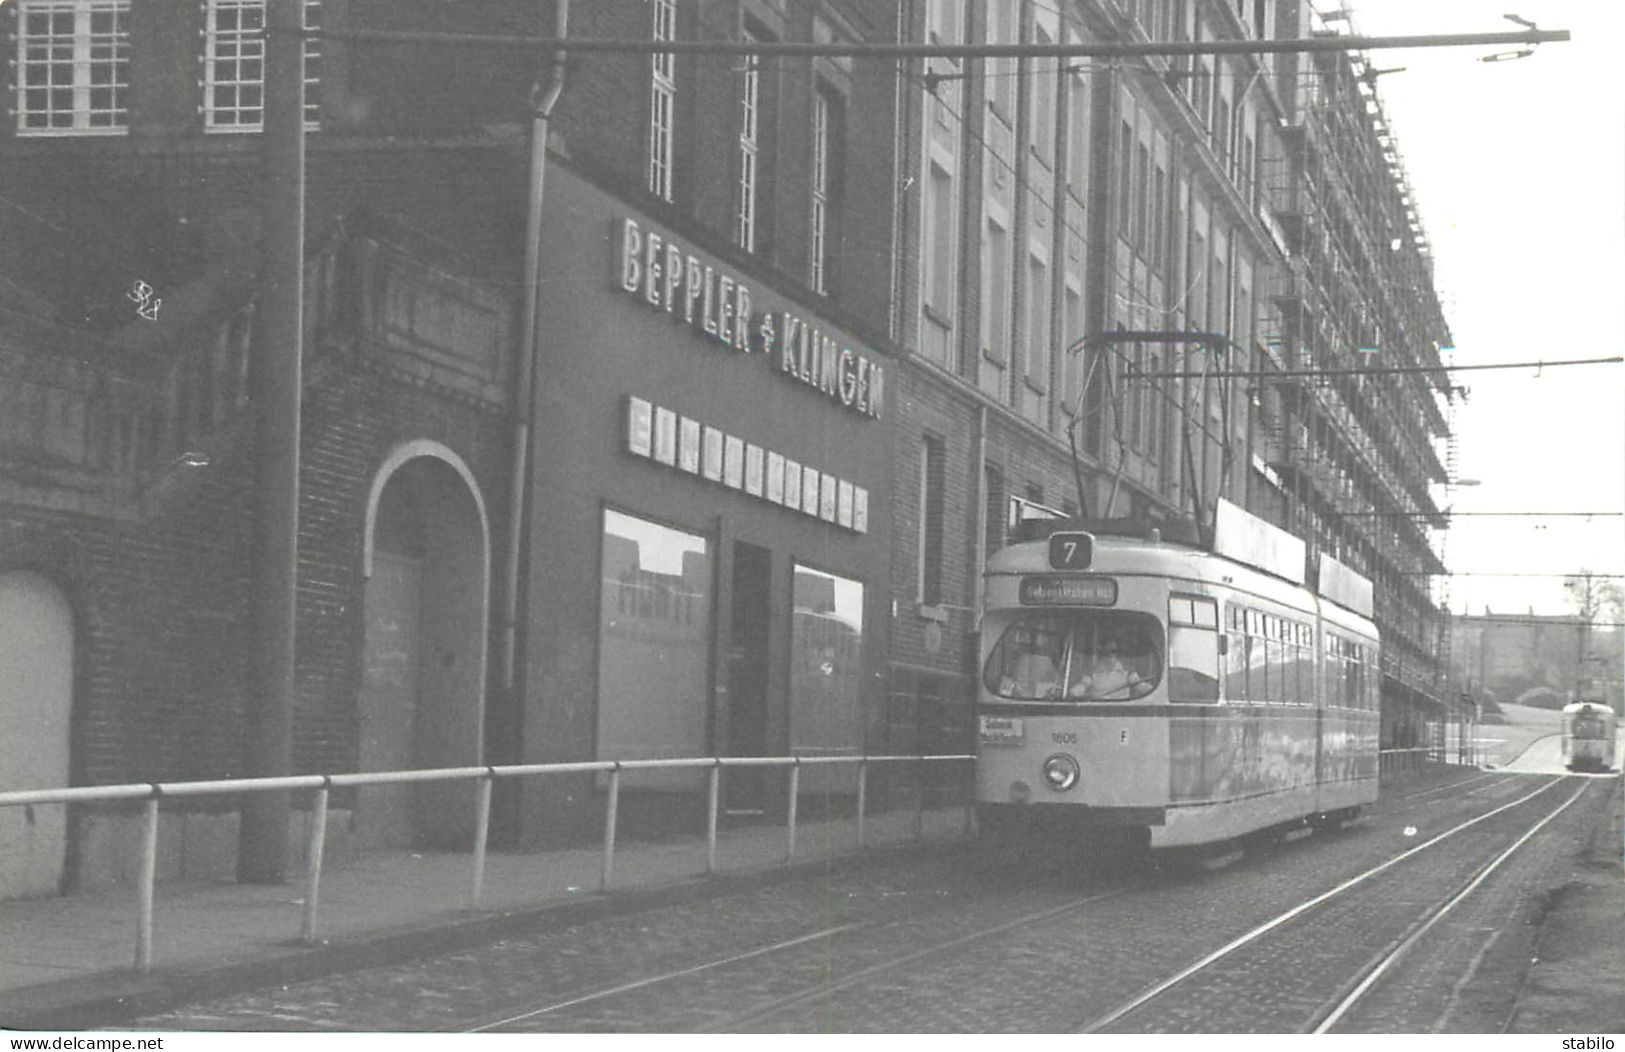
0, 804, 972, 1030
1505, 778, 1625, 1035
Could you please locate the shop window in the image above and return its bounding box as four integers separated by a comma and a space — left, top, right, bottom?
598, 510, 712, 783
790, 564, 864, 769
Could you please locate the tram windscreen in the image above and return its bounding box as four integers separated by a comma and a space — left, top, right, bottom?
1572, 714, 1610, 739
983, 611, 1162, 701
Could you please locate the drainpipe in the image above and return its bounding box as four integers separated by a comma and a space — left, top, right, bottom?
499, 0, 569, 733
239, 0, 306, 885
887, 0, 909, 343
971, 404, 987, 631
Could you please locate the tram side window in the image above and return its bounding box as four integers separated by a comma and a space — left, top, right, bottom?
1286, 624, 1312, 705
1167, 594, 1220, 702
1346, 642, 1364, 709
1282, 631, 1301, 704
1247, 613, 1268, 703
1225, 605, 1247, 702
1325, 635, 1349, 709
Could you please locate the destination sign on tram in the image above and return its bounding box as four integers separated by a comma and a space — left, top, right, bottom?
1019, 575, 1118, 606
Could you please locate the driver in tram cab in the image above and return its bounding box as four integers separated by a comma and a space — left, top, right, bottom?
1071, 637, 1143, 699
1005, 651, 1063, 699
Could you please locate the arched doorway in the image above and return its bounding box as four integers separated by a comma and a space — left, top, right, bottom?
358, 445, 489, 849
0, 571, 73, 898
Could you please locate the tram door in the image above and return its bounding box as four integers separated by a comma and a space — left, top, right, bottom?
0, 572, 72, 898
725, 543, 771, 814
358, 550, 423, 847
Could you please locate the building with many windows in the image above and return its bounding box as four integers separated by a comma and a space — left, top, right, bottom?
885, 0, 1457, 760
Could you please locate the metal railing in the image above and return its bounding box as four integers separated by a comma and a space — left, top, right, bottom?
0, 753, 974, 974
1377, 744, 1466, 779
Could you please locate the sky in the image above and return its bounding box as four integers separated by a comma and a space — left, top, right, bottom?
1336, 1, 1625, 617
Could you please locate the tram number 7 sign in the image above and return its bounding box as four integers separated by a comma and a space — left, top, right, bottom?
1047, 531, 1093, 570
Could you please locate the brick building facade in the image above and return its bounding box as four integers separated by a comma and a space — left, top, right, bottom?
0, 0, 904, 894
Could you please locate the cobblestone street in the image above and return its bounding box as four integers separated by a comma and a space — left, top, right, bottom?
129, 765, 1621, 1033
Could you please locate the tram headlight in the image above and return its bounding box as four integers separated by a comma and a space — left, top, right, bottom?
1041, 754, 1080, 792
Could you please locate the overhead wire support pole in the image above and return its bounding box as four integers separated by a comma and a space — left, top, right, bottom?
307, 28, 1570, 60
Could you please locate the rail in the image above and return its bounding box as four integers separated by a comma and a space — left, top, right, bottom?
0, 753, 974, 974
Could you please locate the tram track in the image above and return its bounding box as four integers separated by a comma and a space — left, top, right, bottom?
457, 888, 1136, 1032
462, 772, 1582, 1033
449, 857, 1141, 1032
1311, 780, 1591, 1032
131, 767, 1597, 1033
1076, 775, 1587, 1033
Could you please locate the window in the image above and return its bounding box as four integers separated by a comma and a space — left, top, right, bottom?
790, 564, 865, 770
1134, 142, 1150, 254
984, 463, 1006, 555
984, 611, 1162, 701
1116, 121, 1134, 240
1026, 254, 1049, 385
1062, 285, 1084, 410
1065, 51, 1088, 196
14, 0, 128, 135
1240, 130, 1257, 205
985, 0, 1016, 120
1191, 60, 1211, 127
735, 36, 760, 251
648, 0, 677, 201
982, 215, 1011, 359
923, 160, 957, 322
810, 81, 840, 295
1167, 594, 1220, 702
1212, 96, 1230, 162
1127, 344, 1144, 444
918, 436, 946, 605
1226, 626, 1249, 701
1029, 26, 1055, 164
1325, 634, 1348, 710
1151, 165, 1167, 271
1145, 351, 1162, 459
598, 510, 712, 785
203, 0, 320, 132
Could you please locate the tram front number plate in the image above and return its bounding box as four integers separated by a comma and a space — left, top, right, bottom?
979, 716, 1025, 745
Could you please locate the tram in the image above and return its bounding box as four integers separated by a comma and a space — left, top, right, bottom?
975, 499, 1380, 851
1560, 701, 1617, 773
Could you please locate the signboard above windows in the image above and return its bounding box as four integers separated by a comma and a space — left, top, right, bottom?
625, 395, 868, 535
614, 217, 887, 423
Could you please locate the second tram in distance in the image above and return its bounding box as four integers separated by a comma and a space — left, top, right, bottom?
1561, 701, 1618, 773
976, 499, 1380, 851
